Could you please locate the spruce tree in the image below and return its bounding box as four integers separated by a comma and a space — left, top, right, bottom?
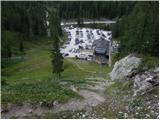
49, 8, 64, 78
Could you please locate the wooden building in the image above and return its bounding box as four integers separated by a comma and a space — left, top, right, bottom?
92, 37, 109, 65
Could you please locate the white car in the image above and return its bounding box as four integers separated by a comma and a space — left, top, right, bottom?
78, 54, 87, 60
87, 55, 93, 61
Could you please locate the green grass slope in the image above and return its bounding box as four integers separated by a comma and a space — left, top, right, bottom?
1, 38, 110, 104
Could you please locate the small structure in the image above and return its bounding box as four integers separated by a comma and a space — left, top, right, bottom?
92, 37, 109, 65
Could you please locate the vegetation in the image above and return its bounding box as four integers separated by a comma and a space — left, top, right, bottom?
1, 39, 110, 104
1, 39, 77, 103
137, 54, 159, 72
1, 2, 47, 61
112, 2, 159, 58
57, 1, 135, 20
49, 9, 64, 77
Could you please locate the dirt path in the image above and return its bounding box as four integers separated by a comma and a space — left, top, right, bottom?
1, 60, 113, 119
2, 77, 113, 119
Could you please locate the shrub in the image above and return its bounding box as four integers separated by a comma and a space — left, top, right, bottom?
1, 77, 8, 86
138, 54, 158, 72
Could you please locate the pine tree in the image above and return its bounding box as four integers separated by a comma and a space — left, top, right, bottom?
51, 34, 64, 77
49, 8, 64, 78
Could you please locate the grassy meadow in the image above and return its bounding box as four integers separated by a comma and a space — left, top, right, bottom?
1, 38, 110, 104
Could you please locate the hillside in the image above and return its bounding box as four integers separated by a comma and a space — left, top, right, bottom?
1, 1, 159, 119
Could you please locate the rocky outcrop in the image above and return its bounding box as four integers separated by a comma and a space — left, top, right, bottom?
110, 54, 159, 96
110, 54, 141, 80
133, 67, 159, 96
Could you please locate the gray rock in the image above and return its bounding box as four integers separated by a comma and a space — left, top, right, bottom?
59, 81, 68, 85
110, 54, 141, 80
124, 113, 128, 118
153, 67, 159, 73
1, 108, 9, 113
133, 67, 159, 96
70, 85, 77, 92
53, 101, 59, 106
82, 114, 86, 118
39, 102, 43, 106
28, 109, 32, 113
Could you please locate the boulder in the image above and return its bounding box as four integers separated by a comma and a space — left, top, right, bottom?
110, 54, 141, 80
133, 67, 159, 96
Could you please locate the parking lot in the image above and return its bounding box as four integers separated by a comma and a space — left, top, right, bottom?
60, 26, 112, 60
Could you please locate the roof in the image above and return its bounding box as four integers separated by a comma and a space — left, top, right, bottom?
92, 37, 109, 51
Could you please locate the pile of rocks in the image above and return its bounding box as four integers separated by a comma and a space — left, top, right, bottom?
133, 67, 159, 96
109, 54, 159, 96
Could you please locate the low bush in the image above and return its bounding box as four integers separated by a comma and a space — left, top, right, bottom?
138, 54, 158, 72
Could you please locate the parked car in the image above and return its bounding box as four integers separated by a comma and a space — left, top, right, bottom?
87, 34, 91, 39
69, 25, 74, 29
86, 29, 89, 33
63, 53, 69, 57
79, 45, 83, 49
80, 31, 83, 38
107, 32, 112, 36
76, 30, 79, 35
108, 36, 112, 40
102, 33, 106, 38
72, 49, 80, 53
78, 54, 87, 60
69, 48, 73, 52
79, 39, 84, 43
96, 30, 100, 35
90, 30, 93, 35
75, 38, 80, 44
87, 55, 93, 61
